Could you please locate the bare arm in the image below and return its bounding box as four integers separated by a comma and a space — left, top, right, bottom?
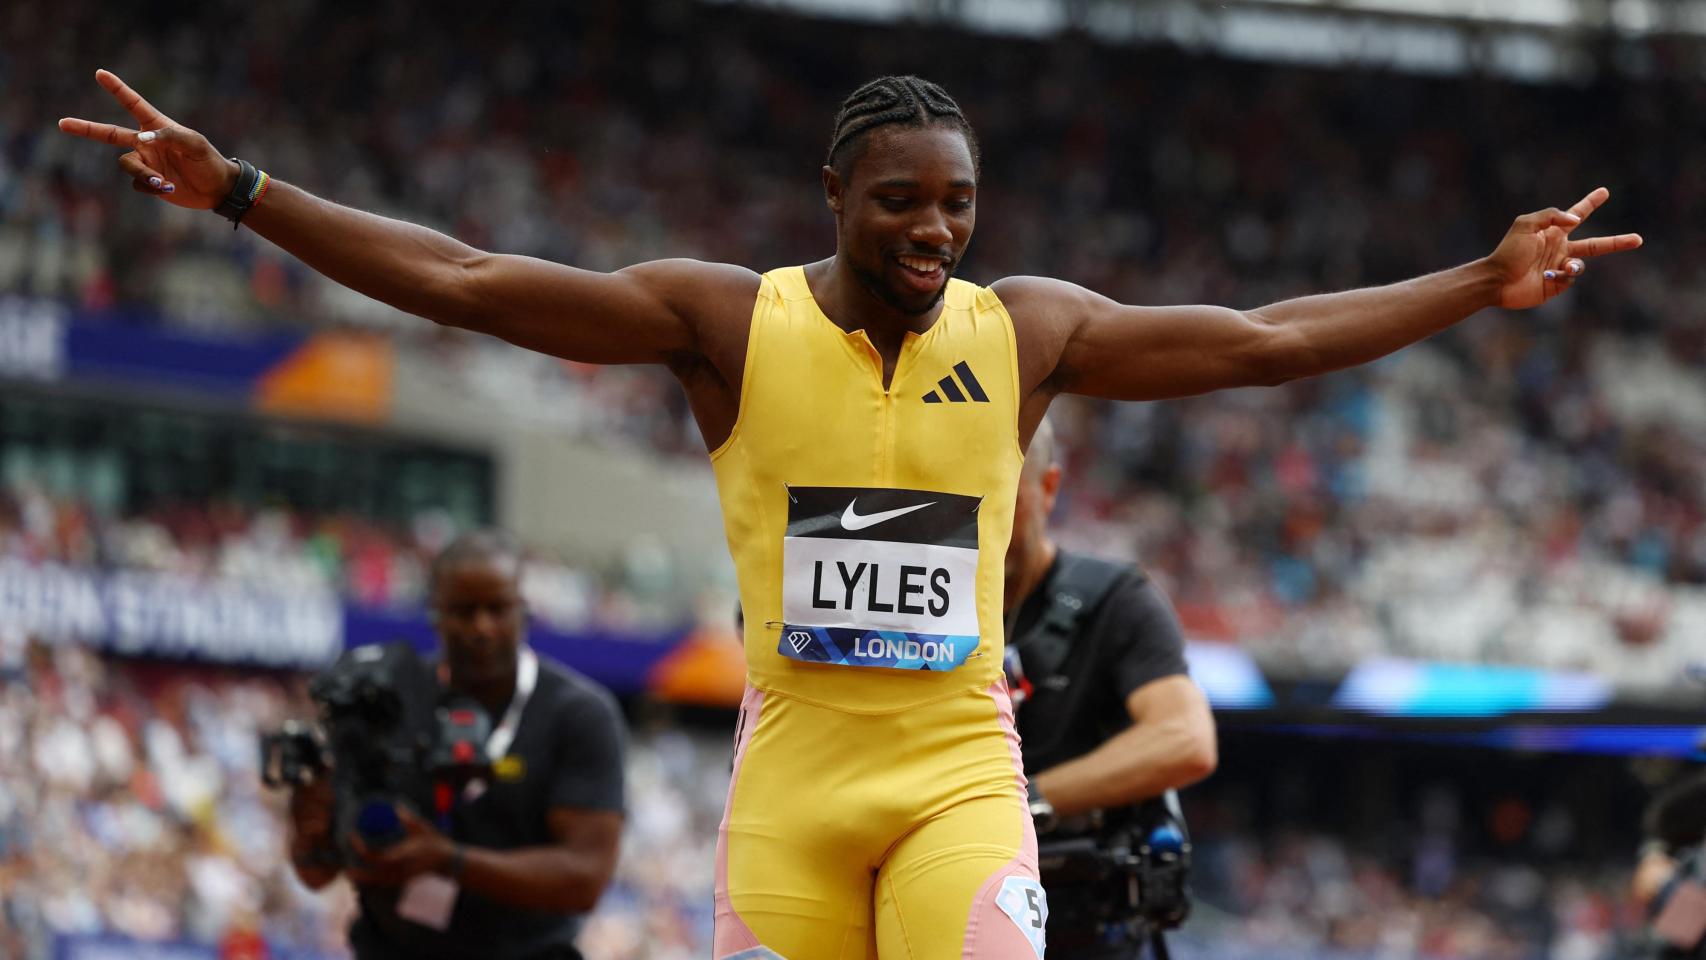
999, 189, 1642, 404
1634, 848, 1679, 909
59, 69, 757, 365
453, 808, 624, 913
1031, 675, 1217, 818
242, 182, 757, 364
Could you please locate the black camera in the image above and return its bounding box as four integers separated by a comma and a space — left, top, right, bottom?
1037, 795, 1192, 958
259, 720, 327, 787
261, 642, 493, 863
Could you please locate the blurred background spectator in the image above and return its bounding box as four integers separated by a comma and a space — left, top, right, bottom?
0, 641, 1668, 958
6, 0, 1706, 956
9, 0, 1702, 688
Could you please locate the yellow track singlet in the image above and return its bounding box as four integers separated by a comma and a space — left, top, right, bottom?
709, 267, 1047, 960
711, 266, 1025, 714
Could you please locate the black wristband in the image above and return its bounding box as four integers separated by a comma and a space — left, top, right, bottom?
447, 844, 466, 880
215, 158, 262, 228
1027, 780, 1058, 834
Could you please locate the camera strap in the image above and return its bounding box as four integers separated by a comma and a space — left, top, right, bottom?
486, 645, 538, 761
461, 646, 538, 803
1009, 551, 1129, 684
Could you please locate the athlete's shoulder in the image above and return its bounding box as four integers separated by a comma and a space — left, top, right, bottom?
986, 275, 1100, 324
615, 259, 762, 361
987, 276, 1108, 392
747, 264, 800, 298
617, 258, 762, 303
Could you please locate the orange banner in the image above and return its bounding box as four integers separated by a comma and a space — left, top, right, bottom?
254, 332, 393, 424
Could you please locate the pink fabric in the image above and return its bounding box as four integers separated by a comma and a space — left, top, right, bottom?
960, 678, 1044, 959
713, 685, 767, 957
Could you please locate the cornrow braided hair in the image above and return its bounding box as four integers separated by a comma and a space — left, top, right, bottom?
826, 75, 980, 178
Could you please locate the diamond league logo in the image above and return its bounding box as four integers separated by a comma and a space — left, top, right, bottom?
786, 630, 812, 654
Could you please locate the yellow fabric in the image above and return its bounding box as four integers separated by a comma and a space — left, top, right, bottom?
719, 685, 1036, 959
710, 266, 1024, 714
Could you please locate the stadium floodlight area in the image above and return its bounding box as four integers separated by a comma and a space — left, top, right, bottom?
704, 0, 1706, 79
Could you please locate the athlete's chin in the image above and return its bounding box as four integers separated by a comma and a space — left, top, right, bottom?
853, 263, 951, 317
883, 277, 950, 316
894, 292, 945, 316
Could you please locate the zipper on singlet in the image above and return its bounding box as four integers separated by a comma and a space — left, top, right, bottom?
878, 384, 893, 484
847, 332, 894, 481
875, 331, 923, 485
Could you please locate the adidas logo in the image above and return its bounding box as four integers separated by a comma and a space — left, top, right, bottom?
922, 361, 990, 404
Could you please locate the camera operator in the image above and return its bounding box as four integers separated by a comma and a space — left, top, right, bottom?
286, 530, 627, 960
1634, 766, 1706, 955
1004, 419, 1217, 959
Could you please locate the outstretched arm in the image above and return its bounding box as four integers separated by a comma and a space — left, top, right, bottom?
999, 189, 1643, 402
59, 70, 756, 364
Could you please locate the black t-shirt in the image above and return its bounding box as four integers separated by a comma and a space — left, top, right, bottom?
1646, 769, 1706, 852
350, 656, 627, 960
1009, 551, 1190, 777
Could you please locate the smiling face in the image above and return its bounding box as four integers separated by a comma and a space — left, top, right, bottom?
824, 124, 978, 317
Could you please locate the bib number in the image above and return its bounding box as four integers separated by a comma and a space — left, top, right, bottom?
994, 876, 1048, 958
778, 486, 981, 670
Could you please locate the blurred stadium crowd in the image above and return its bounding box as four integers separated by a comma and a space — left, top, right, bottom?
0, 642, 349, 959
0, 485, 666, 631
4, 0, 1705, 957
8, 0, 1704, 691
0, 639, 1656, 959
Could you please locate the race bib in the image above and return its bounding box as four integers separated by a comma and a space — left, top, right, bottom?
994, 876, 1048, 959
780, 486, 980, 670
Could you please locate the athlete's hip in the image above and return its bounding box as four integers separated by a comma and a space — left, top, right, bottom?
727, 680, 1025, 838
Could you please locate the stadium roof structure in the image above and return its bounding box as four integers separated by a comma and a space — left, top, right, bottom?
708, 0, 1706, 80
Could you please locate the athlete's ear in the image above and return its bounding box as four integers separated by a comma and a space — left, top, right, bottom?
822, 165, 844, 215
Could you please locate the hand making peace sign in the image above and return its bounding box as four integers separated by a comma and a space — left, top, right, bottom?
1487, 187, 1643, 310
58, 69, 238, 210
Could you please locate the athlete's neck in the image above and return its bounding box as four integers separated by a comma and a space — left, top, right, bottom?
1004, 538, 1058, 615
804, 257, 943, 348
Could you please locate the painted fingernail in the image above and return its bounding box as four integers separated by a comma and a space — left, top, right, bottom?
138, 130, 156, 143
1568, 260, 1582, 274
162, 182, 175, 194
1543, 270, 1557, 280
148, 176, 161, 188
1566, 213, 1581, 223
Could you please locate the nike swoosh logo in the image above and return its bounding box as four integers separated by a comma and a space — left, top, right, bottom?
840, 500, 935, 532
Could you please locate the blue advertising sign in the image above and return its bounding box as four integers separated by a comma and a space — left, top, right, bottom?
0, 559, 687, 689
0, 560, 341, 669
1330, 656, 1614, 717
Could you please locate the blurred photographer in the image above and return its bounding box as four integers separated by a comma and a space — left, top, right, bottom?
1004, 420, 1217, 959
285, 530, 626, 960
1634, 766, 1706, 956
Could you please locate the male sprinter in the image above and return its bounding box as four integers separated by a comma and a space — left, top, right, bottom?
62, 72, 1641, 959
